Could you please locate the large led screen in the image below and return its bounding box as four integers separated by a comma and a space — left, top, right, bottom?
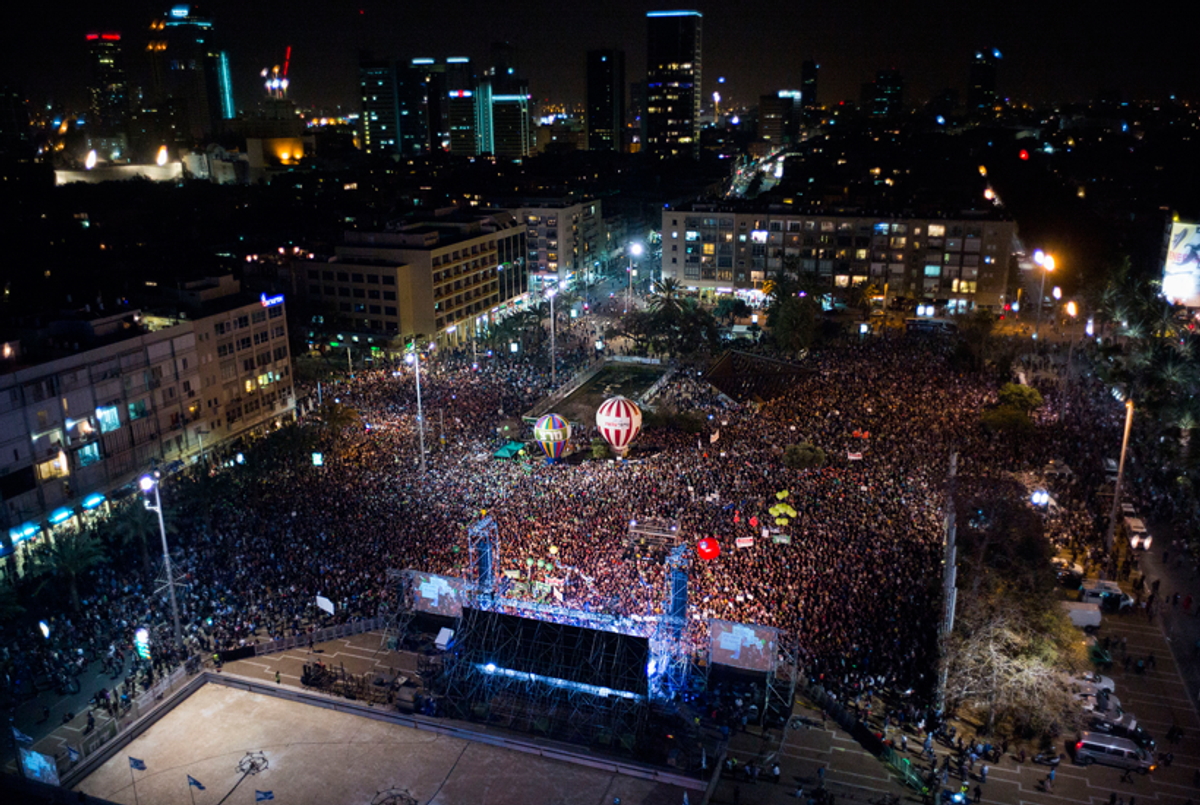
709, 619, 777, 672
1163, 222, 1200, 307
413, 574, 469, 617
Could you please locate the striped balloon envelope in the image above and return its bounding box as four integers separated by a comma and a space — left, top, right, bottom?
596, 396, 642, 457
533, 413, 572, 461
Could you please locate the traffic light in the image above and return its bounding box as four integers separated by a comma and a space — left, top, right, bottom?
1018, 149, 1029, 161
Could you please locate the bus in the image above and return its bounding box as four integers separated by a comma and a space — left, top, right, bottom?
905, 317, 958, 335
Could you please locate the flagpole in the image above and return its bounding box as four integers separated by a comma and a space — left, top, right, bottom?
189, 779, 196, 805
131, 763, 139, 805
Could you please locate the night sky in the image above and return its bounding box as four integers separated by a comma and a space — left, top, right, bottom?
9, 0, 1196, 115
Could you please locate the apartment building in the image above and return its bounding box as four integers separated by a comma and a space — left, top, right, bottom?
1, 279, 294, 563
305, 209, 527, 347
661, 204, 1015, 310
510, 198, 605, 289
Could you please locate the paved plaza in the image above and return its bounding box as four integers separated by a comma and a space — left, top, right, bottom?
72, 683, 689, 805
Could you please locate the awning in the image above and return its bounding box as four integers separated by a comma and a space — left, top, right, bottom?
492, 441, 526, 459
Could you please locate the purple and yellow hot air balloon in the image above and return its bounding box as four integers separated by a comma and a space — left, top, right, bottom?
533, 413, 572, 462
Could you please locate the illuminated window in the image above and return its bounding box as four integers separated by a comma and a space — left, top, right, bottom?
37, 452, 70, 481
127, 400, 148, 421
96, 405, 121, 433
703, 243, 715, 256
78, 443, 101, 467
924, 265, 941, 277
928, 224, 945, 237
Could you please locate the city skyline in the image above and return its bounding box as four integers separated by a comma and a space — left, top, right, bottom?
9, 0, 1197, 116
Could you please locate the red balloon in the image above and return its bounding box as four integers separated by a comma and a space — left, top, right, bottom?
749, 516, 759, 528
697, 538, 720, 561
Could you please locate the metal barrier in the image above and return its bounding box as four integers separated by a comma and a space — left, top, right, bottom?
252, 617, 384, 657
62, 665, 208, 789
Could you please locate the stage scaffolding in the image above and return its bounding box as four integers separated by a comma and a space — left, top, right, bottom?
625, 516, 682, 559
765, 632, 799, 727
435, 605, 650, 750
377, 568, 415, 650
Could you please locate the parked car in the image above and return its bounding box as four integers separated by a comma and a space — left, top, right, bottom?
1061, 601, 1101, 632
1080, 581, 1135, 613
1052, 557, 1085, 588
1073, 732, 1154, 773
1075, 671, 1115, 693
1086, 637, 1114, 670
1077, 690, 1122, 717
1089, 713, 1155, 751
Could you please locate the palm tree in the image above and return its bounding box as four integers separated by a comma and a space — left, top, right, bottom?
29, 529, 107, 611
107, 503, 157, 581
316, 402, 361, 435
647, 278, 685, 317
0, 582, 24, 623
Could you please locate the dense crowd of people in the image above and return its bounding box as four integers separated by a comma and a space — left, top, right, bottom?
1, 327, 1158, 729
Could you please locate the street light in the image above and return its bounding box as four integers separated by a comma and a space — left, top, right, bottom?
627, 243, 644, 315
1033, 251, 1055, 342
405, 344, 427, 475
545, 287, 558, 387
1104, 397, 1134, 552
139, 474, 183, 651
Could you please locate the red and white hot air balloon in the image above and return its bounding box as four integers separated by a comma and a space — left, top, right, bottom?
596, 396, 642, 458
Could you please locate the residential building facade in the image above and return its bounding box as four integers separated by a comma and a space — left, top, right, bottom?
661, 204, 1015, 309
510, 198, 605, 289
305, 210, 527, 347
0, 283, 293, 566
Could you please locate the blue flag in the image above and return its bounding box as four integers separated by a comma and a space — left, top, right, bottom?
255, 791, 274, 801
188, 775, 206, 790
11, 725, 33, 745
129, 757, 147, 771
67, 746, 81, 763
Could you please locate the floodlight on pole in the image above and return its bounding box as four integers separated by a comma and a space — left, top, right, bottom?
1034, 252, 1055, 343
627, 244, 643, 315
140, 474, 182, 651
545, 288, 558, 387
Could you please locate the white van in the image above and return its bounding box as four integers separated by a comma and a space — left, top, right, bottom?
1061, 601, 1101, 632
1080, 581, 1134, 612
1125, 517, 1151, 550
1073, 732, 1154, 773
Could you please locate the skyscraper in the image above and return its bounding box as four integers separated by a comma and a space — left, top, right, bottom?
968, 49, 1000, 112
586, 49, 625, 152
645, 10, 702, 159
359, 56, 401, 157
87, 33, 129, 130
801, 60, 820, 123
869, 69, 904, 118
147, 5, 234, 141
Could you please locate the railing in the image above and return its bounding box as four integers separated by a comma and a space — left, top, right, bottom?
253, 617, 384, 657
522, 357, 608, 421
61, 658, 206, 789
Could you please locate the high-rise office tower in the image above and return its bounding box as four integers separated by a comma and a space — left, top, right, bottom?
147, 5, 234, 140
801, 60, 820, 123
86, 33, 129, 130
488, 42, 532, 159
968, 49, 1000, 112
359, 56, 400, 156
759, 93, 793, 145
645, 10, 702, 159
358, 55, 428, 158
586, 49, 625, 152
869, 69, 904, 118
